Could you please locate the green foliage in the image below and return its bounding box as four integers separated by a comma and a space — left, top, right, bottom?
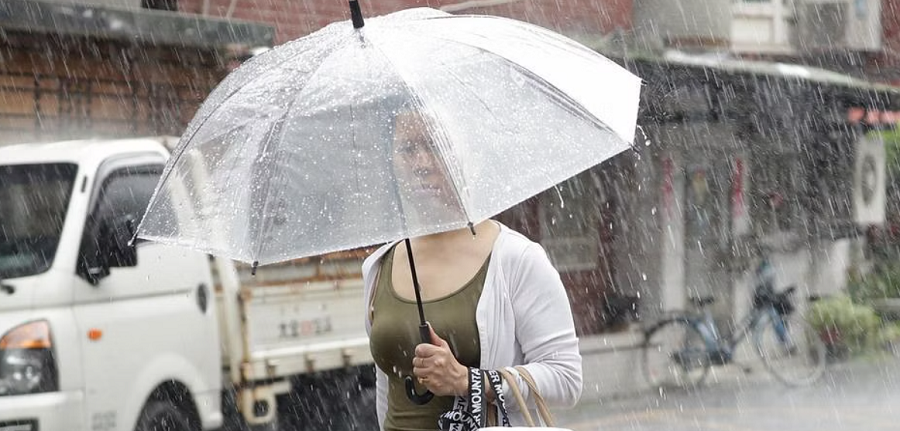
808, 295, 883, 354
869, 127, 900, 177
847, 264, 900, 302
876, 321, 900, 348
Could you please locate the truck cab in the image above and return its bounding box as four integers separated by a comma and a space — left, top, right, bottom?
1, 137, 378, 431
0, 138, 222, 431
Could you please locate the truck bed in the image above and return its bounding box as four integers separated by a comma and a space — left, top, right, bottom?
214, 253, 374, 383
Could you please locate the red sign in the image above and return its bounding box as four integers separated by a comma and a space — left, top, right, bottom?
662, 157, 674, 218
731, 158, 745, 218
847, 107, 900, 126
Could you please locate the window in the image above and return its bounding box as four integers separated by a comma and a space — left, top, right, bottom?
684, 162, 731, 251
93, 165, 164, 230
141, 0, 177, 11
751, 152, 802, 235
0, 163, 78, 278
77, 164, 165, 279
536, 170, 643, 335
538, 176, 600, 272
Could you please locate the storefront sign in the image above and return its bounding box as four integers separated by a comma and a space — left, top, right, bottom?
847, 107, 900, 126
731, 157, 750, 236
662, 157, 675, 218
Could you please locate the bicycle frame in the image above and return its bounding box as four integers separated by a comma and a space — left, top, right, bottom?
686, 303, 781, 365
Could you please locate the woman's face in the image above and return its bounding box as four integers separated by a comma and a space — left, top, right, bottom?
391, 110, 458, 210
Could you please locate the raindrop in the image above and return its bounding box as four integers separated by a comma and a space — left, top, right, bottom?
553, 185, 565, 209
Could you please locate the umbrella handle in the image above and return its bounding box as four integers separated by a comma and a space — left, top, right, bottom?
405, 323, 435, 404
405, 376, 435, 405
403, 241, 435, 404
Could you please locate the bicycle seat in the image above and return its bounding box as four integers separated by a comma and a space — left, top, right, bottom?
690, 296, 716, 307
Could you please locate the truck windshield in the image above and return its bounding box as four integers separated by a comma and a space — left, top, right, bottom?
0, 163, 78, 278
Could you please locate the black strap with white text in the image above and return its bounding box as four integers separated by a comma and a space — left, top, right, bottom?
438, 368, 511, 430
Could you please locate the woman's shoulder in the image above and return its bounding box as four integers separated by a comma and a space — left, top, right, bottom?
494, 222, 546, 262
492, 223, 560, 295
362, 241, 398, 278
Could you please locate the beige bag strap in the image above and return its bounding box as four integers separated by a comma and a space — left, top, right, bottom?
514, 366, 556, 427
497, 368, 536, 427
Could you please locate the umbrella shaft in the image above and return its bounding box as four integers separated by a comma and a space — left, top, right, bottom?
404, 238, 428, 330
349, 0, 364, 29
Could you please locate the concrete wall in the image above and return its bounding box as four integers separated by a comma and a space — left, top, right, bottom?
632, 0, 731, 49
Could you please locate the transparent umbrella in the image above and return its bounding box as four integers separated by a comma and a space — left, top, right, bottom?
135, 4, 641, 268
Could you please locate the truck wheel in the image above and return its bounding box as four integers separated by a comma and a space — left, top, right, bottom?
135, 400, 197, 431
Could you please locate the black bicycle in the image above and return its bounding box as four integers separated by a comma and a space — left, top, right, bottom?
641, 286, 827, 389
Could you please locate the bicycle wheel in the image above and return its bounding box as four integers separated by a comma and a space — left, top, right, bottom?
754, 310, 826, 386
642, 319, 711, 390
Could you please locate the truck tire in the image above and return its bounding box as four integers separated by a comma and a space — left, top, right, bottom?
135, 399, 198, 431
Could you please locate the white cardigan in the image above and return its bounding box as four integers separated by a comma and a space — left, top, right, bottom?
362, 223, 583, 429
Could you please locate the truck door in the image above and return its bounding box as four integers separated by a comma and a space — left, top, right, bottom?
72, 154, 219, 431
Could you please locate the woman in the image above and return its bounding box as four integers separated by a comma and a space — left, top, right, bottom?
363, 107, 582, 430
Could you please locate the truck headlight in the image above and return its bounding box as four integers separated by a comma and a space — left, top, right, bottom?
0, 321, 58, 396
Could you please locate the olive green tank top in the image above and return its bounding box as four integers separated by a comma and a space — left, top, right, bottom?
369, 246, 488, 431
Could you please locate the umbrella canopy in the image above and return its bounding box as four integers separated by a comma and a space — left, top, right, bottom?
136, 6, 641, 266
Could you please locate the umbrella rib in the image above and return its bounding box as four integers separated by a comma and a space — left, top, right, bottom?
251, 37, 359, 261
430, 58, 505, 129
141, 40, 348, 243
368, 42, 475, 231
394, 28, 616, 135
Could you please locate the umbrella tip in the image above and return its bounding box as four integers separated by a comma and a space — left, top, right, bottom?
349, 0, 365, 29
468, 222, 476, 237
251, 261, 259, 276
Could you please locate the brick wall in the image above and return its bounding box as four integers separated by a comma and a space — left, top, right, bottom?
869, 0, 900, 85
0, 34, 223, 144
178, 0, 632, 44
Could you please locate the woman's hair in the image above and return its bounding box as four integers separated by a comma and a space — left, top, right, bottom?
392, 103, 430, 138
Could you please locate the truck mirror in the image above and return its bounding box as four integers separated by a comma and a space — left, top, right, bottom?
80, 216, 138, 286
106, 215, 138, 269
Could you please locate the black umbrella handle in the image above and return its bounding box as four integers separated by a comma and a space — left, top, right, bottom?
406, 323, 435, 405
404, 240, 435, 405
405, 375, 435, 405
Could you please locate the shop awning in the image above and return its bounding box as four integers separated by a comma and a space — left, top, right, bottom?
0, 0, 275, 50
629, 50, 900, 111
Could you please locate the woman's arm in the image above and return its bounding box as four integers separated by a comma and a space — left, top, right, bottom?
506, 243, 583, 409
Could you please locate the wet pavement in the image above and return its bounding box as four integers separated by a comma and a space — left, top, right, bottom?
558, 355, 900, 431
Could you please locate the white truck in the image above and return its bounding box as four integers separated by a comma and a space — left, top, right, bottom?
0, 137, 376, 431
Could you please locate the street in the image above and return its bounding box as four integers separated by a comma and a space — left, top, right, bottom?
340, 356, 900, 431
557, 358, 900, 431
557, 356, 900, 431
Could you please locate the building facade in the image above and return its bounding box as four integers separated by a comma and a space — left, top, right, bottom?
0, 0, 273, 144
632, 0, 900, 84
175, 0, 633, 45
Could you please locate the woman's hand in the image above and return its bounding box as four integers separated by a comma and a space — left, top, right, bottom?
412, 324, 469, 397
